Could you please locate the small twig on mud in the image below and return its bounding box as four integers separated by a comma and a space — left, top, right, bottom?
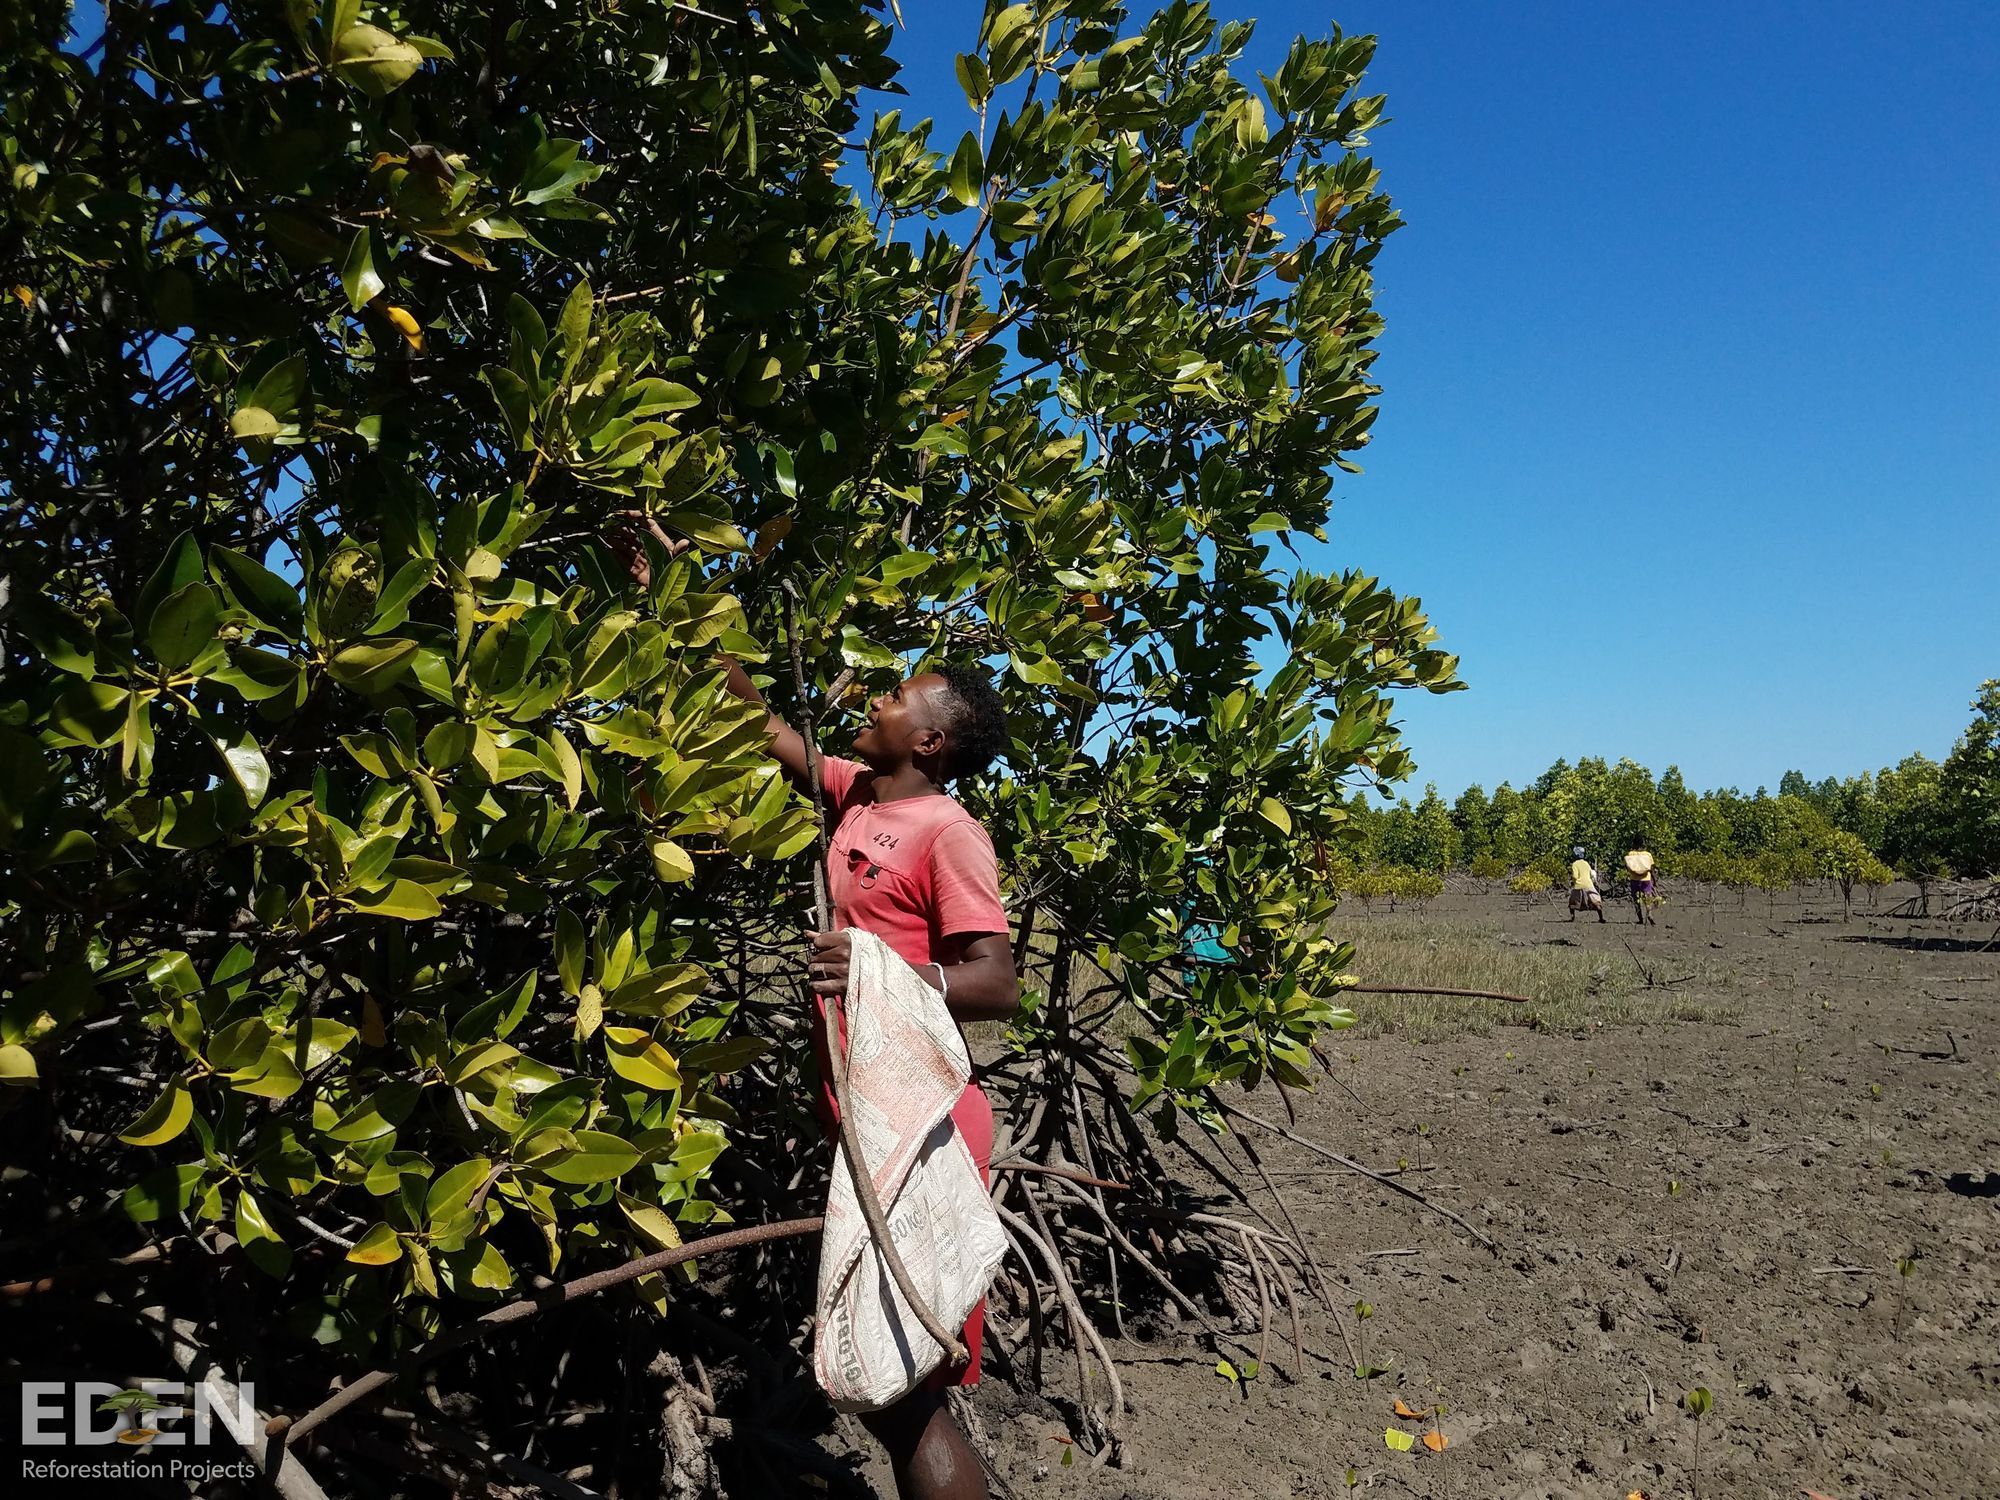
1810, 1264, 1877, 1276
1754, 1138, 1819, 1156
1881, 1032, 1959, 1062
1654, 1106, 1748, 1131
1359, 1248, 1422, 1261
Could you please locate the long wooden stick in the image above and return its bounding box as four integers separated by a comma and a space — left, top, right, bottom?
280, 1218, 824, 1448
779, 578, 966, 1369
1344, 983, 1533, 1004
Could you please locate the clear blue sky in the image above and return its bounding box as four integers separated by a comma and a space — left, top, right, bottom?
883, 2, 2000, 796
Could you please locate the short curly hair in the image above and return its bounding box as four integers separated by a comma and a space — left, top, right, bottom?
931, 663, 1008, 783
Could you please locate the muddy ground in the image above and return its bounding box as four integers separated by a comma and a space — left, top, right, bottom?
832, 882, 2000, 1500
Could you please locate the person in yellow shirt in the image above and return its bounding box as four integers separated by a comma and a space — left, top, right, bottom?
1624, 841, 1659, 925
1567, 846, 1605, 922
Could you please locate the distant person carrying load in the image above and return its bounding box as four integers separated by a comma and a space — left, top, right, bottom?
1568, 846, 1606, 922
1624, 840, 1660, 926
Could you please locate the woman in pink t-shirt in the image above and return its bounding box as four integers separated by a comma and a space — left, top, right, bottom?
719, 656, 1016, 1500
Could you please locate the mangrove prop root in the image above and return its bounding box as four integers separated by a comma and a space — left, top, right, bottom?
989, 1160, 1130, 1192
998, 1198, 1124, 1462
1240, 1229, 1271, 1374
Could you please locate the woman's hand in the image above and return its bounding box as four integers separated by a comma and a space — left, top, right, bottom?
807, 930, 1020, 1020
609, 511, 689, 587
807, 929, 851, 997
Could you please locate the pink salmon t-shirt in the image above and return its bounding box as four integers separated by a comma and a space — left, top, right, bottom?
809, 754, 1007, 1140
818, 755, 1009, 970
